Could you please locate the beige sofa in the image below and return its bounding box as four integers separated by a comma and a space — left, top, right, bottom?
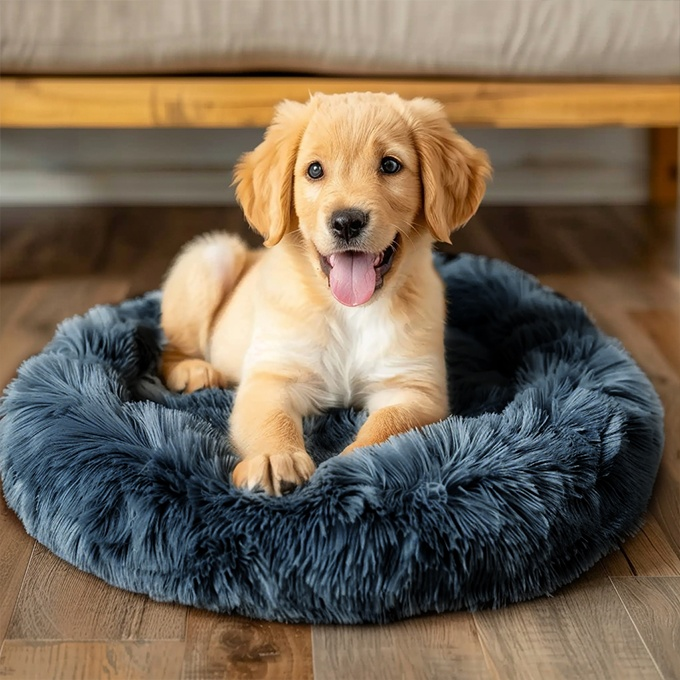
1, 0, 679, 203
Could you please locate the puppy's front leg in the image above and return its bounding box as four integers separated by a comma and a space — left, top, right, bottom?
341, 390, 448, 456
230, 372, 315, 496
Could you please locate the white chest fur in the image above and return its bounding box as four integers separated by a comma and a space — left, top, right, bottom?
242, 295, 417, 412
319, 300, 398, 407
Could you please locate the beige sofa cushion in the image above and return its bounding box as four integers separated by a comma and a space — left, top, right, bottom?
1, 0, 678, 77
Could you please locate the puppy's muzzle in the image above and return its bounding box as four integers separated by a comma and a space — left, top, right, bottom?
330, 209, 369, 244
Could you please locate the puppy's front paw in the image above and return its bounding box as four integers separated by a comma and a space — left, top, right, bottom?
232, 451, 315, 496
164, 359, 228, 393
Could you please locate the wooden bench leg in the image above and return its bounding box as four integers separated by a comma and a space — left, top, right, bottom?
649, 128, 678, 207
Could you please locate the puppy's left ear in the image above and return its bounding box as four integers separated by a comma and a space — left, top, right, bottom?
409, 98, 491, 244
233, 99, 312, 247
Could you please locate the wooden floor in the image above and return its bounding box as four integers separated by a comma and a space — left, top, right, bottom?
0, 205, 678, 680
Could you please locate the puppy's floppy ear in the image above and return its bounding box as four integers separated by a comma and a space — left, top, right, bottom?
233, 100, 311, 247
408, 98, 491, 244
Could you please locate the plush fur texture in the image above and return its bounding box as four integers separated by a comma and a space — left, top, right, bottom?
0, 254, 664, 624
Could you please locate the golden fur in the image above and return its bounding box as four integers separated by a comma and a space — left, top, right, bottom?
161, 92, 491, 495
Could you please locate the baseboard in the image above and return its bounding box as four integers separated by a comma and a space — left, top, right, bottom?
0, 169, 236, 206
0, 163, 647, 206
0, 126, 648, 206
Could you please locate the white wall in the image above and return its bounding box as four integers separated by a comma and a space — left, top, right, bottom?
0, 127, 648, 205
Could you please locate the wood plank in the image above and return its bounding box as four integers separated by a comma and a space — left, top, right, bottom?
540, 283, 680, 561
650, 471, 680, 563
640, 328, 679, 564
474, 206, 557, 275
442, 214, 511, 262
482, 206, 653, 277
631, 309, 680, 379
0, 205, 253, 291
581, 271, 678, 314
0, 279, 132, 647
312, 613, 493, 680
612, 577, 680, 680
537, 276, 679, 387
0, 284, 43, 389
94, 206, 255, 296
606, 205, 679, 273
0, 278, 133, 642
6, 544, 187, 641
0, 640, 185, 680
474, 568, 662, 679
649, 128, 679, 208
649, 382, 680, 560
604, 515, 680, 578
0, 284, 31, 323
182, 610, 313, 680
0, 207, 112, 281
600, 549, 636, 578
530, 206, 650, 274
0, 278, 130, 388
0, 493, 35, 648
1, 77, 679, 128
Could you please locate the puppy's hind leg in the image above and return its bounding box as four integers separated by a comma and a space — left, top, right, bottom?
160, 232, 248, 392
162, 347, 230, 393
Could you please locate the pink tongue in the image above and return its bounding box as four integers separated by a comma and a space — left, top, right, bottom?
328, 252, 377, 306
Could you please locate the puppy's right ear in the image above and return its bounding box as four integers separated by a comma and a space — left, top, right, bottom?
233, 100, 311, 247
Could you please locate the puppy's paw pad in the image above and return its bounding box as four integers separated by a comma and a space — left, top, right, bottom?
165, 359, 227, 393
232, 451, 315, 496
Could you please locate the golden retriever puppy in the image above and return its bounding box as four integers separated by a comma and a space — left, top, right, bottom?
161, 92, 490, 495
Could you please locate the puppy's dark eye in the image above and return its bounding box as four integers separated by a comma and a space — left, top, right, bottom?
379, 157, 402, 175
307, 162, 324, 180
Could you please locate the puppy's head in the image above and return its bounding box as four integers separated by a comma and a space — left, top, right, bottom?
234, 92, 490, 307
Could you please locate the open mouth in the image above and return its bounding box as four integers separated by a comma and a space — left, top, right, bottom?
319, 234, 400, 307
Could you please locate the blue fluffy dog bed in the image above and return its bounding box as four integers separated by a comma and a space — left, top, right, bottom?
0, 254, 664, 624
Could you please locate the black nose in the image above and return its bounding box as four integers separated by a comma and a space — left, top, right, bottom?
330, 209, 369, 243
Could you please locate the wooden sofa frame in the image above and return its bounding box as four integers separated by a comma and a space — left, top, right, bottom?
1, 76, 678, 205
